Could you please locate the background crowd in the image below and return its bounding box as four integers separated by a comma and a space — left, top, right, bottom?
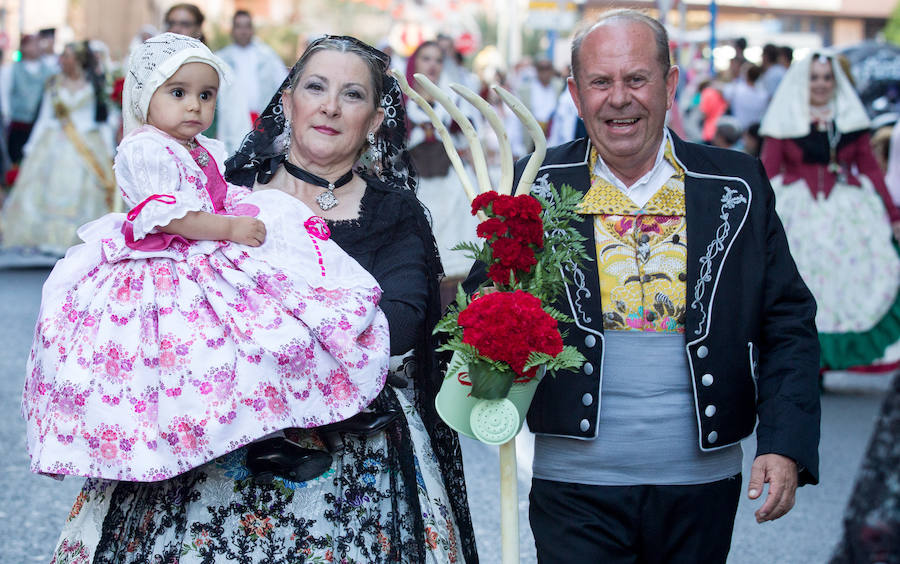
4, 4, 900, 371
0, 3, 899, 562
3, 7, 900, 265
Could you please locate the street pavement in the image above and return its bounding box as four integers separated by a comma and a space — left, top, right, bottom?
0, 267, 892, 563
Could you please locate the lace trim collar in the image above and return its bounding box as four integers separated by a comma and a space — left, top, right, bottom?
324, 183, 374, 229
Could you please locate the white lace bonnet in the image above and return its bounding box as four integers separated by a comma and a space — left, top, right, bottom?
122, 32, 232, 135
759, 49, 870, 139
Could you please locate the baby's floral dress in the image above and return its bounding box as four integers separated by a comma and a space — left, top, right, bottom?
22, 125, 390, 482
46, 175, 472, 564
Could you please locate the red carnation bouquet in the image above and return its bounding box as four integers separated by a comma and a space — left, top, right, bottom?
435, 184, 589, 399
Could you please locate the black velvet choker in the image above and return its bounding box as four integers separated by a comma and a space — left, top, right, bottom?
283, 160, 354, 211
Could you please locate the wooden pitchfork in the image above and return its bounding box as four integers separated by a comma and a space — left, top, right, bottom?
392, 69, 548, 564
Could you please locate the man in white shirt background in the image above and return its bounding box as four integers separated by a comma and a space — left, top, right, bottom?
518, 58, 565, 139
2, 34, 56, 165
760, 43, 788, 99
215, 10, 287, 153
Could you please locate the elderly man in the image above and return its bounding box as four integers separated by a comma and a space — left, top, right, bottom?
466, 9, 820, 563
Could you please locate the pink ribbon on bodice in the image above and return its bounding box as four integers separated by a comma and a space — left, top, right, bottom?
123, 194, 186, 251
126, 194, 177, 221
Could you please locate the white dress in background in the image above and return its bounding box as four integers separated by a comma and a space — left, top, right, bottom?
760, 52, 900, 369
1, 78, 116, 255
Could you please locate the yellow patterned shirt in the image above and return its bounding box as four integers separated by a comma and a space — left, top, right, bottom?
576, 140, 687, 333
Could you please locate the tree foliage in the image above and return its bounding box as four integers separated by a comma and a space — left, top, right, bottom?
885, 1, 900, 46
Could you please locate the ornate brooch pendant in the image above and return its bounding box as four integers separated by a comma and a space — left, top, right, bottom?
316, 189, 339, 211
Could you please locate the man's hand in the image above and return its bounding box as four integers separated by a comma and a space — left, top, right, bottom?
228, 216, 267, 247
747, 453, 798, 523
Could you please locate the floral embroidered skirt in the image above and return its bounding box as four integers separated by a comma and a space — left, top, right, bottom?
829, 371, 900, 563
773, 174, 900, 368
50, 389, 463, 563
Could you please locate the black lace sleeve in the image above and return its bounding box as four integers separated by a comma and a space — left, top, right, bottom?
370, 217, 429, 355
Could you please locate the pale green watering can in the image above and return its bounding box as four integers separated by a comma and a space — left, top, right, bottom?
435, 351, 545, 445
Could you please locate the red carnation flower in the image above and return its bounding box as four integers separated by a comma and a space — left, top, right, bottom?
472, 191, 499, 215
491, 238, 537, 271
477, 217, 508, 240
492, 194, 542, 220
490, 196, 515, 218
458, 290, 563, 376
504, 216, 544, 247
487, 263, 516, 285
516, 196, 541, 219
